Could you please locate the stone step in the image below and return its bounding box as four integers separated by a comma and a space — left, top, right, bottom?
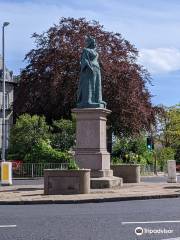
91, 169, 113, 178
90, 177, 123, 189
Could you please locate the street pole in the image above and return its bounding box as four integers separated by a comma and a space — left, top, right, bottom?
1, 22, 12, 186
1, 22, 9, 162
150, 127, 157, 175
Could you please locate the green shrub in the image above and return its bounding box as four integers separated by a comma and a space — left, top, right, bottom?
8, 114, 76, 163
7, 153, 21, 160
67, 159, 79, 170
111, 157, 123, 165
24, 140, 71, 163
8, 114, 50, 160
112, 135, 153, 165
50, 118, 75, 151
140, 151, 154, 165
112, 138, 129, 159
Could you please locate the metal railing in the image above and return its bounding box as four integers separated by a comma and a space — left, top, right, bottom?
12, 162, 69, 178
140, 164, 167, 175
0, 162, 168, 178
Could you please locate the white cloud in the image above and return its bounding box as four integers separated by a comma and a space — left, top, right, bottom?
138, 48, 180, 74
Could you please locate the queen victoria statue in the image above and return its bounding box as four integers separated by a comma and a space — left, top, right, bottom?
77, 36, 106, 108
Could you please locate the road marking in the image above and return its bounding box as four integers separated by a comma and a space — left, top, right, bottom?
162, 238, 180, 240
0, 225, 17, 228
121, 220, 180, 225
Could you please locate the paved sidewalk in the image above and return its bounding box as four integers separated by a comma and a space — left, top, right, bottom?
0, 181, 180, 204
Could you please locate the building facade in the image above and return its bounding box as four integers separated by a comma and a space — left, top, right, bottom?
0, 55, 15, 152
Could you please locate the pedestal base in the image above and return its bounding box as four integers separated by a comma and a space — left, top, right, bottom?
91, 176, 123, 189
167, 177, 177, 183
72, 108, 123, 189
91, 169, 113, 178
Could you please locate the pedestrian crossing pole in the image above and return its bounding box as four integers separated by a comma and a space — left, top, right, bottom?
1, 22, 12, 186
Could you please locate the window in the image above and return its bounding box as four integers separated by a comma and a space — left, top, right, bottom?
5, 93, 9, 109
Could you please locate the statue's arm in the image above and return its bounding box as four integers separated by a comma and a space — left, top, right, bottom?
80, 49, 93, 72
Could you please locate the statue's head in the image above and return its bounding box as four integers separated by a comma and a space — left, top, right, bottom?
85, 36, 96, 49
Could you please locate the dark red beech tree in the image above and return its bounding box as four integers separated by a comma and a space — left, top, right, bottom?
14, 17, 155, 136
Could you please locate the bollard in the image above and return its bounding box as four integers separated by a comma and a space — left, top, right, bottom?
167, 160, 177, 183
1, 162, 12, 185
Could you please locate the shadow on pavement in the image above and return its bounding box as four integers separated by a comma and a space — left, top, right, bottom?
164, 186, 180, 189
0, 187, 43, 193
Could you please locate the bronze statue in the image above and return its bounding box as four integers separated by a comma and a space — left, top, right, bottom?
77, 36, 106, 108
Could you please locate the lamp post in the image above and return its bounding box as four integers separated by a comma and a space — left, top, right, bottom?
1, 22, 12, 186
2, 22, 10, 162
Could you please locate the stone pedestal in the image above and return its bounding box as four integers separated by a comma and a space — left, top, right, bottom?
72, 108, 123, 188
167, 160, 177, 183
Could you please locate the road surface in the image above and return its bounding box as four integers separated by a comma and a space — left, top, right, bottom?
0, 198, 180, 240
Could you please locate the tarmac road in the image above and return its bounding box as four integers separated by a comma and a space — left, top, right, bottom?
0, 198, 180, 240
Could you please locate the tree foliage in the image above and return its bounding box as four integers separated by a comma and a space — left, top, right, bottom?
50, 118, 75, 151
24, 140, 71, 163
8, 114, 72, 163
155, 147, 175, 170
14, 17, 155, 136
175, 145, 180, 162
112, 135, 154, 165
155, 104, 180, 148
9, 114, 50, 159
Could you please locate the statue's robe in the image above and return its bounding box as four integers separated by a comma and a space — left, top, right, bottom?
77, 48, 105, 108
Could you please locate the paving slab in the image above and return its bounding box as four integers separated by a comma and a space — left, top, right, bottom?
0, 182, 180, 204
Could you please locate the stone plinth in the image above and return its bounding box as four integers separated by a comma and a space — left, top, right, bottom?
44, 169, 90, 195
167, 160, 177, 183
111, 164, 141, 183
72, 108, 111, 176
72, 108, 123, 188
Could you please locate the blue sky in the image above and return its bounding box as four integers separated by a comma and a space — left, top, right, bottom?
0, 0, 180, 106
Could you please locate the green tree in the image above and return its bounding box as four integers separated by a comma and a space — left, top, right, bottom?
155, 147, 175, 171
166, 104, 180, 148
155, 104, 180, 148
24, 140, 71, 163
14, 17, 155, 137
9, 114, 50, 160
50, 118, 76, 151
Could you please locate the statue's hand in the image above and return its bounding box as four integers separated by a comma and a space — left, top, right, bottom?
82, 64, 93, 72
